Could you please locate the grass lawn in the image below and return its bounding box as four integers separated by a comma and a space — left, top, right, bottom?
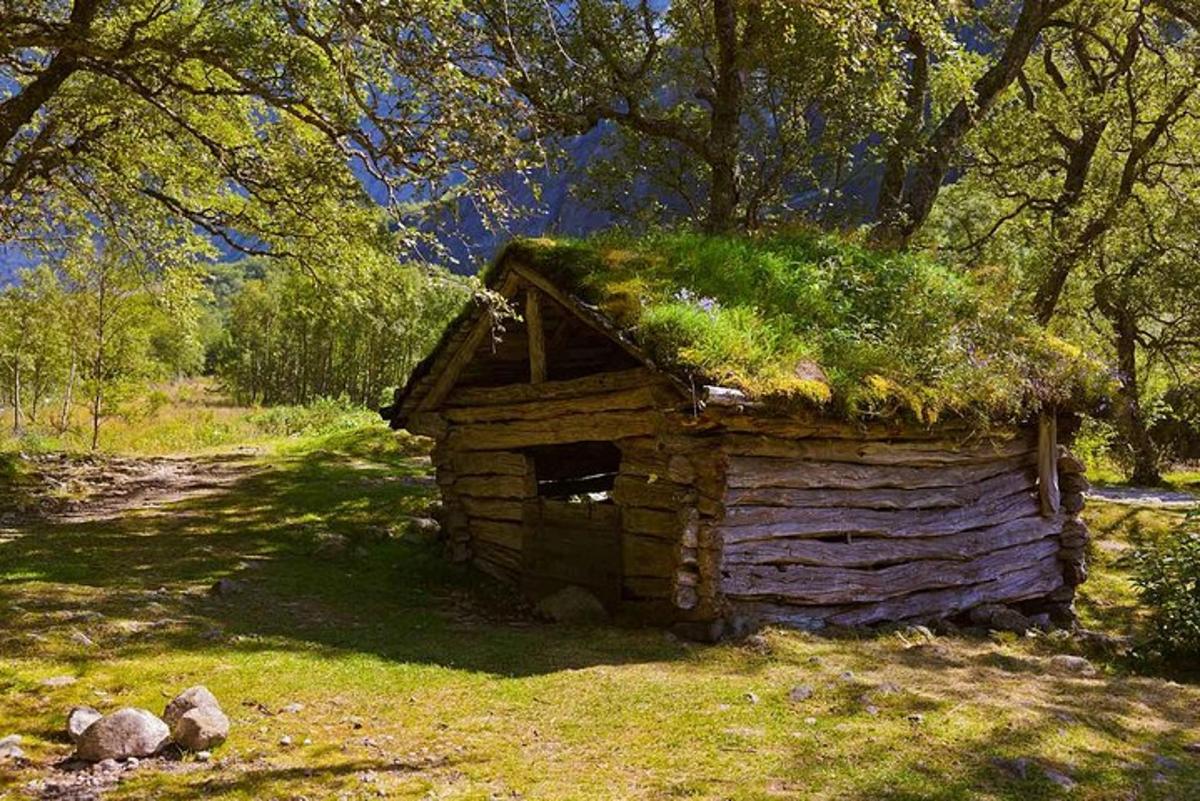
2, 422, 1199, 800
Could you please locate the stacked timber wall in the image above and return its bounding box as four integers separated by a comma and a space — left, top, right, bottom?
426, 368, 702, 618
709, 428, 1077, 628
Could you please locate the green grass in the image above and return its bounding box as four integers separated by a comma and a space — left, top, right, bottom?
496, 232, 1106, 423
2, 420, 1198, 799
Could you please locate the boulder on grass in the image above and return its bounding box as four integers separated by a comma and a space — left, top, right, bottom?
534, 586, 608, 623
172, 707, 230, 751
163, 685, 221, 729
75, 709, 170, 762
67, 706, 103, 743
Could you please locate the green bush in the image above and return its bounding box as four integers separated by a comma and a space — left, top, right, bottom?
1132, 512, 1200, 658
248, 397, 371, 437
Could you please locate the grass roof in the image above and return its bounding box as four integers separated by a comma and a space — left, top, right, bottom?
496, 230, 1107, 424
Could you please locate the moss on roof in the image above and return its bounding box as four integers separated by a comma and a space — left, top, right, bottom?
495, 230, 1107, 424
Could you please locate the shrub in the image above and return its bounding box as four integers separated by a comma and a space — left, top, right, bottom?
1132, 512, 1200, 658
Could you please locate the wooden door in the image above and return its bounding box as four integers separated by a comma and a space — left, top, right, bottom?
521, 499, 622, 610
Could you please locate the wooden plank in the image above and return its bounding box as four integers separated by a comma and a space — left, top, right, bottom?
725, 468, 1035, 510
622, 507, 681, 539
522, 499, 622, 608
471, 519, 524, 550
447, 411, 659, 451
719, 432, 1034, 466
451, 450, 529, 477
526, 289, 547, 384
623, 533, 679, 577
454, 475, 531, 499
720, 491, 1038, 543
721, 538, 1060, 604
446, 367, 662, 407
443, 387, 656, 424
823, 557, 1065, 627
721, 515, 1061, 568
419, 272, 521, 412
726, 452, 1036, 491
1039, 411, 1061, 517
460, 496, 525, 522
612, 475, 692, 510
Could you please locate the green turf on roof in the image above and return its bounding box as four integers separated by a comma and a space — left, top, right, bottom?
495, 230, 1107, 425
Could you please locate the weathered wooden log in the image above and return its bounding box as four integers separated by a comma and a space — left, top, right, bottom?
526, 289, 547, 384
622, 507, 681, 539
445, 369, 661, 408
451, 450, 529, 477
472, 537, 521, 563
719, 433, 1034, 466
612, 475, 693, 510
721, 515, 1061, 569
720, 491, 1038, 543
406, 412, 448, 439
692, 409, 982, 441
721, 539, 1060, 605
460, 497, 525, 522
448, 411, 659, 451
623, 576, 673, 600
443, 386, 657, 424
1039, 412, 1061, 517
623, 533, 678, 577
726, 452, 1036, 491
726, 468, 1035, 511
824, 556, 1064, 626
470, 519, 524, 550
454, 475, 532, 500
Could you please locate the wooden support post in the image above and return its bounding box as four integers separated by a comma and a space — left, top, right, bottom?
526, 289, 547, 384
1038, 409, 1061, 517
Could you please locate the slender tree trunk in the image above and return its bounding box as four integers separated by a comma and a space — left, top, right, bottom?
1096, 283, 1161, 484
90, 386, 102, 451
704, 0, 743, 234
58, 348, 77, 432
10, 363, 21, 435
876, 32, 929, 236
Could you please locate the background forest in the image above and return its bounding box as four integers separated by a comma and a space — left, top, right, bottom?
3, 0, 1200, 484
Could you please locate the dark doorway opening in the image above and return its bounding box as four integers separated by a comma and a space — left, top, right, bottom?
527, 441, 621, 502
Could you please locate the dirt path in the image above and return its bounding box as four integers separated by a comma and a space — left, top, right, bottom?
1088, 486, 1199, 509
2, 450, 263, 524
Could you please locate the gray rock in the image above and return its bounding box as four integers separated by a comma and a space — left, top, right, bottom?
0, 734, 24, 761
1043, 767, 1077, 791
70, 630, 97, 648
208, 578, 245, 597
788, 685, 814, 703
1184, 742, 1200, 754
1049, 655, 1097, 676
534, 586, 607, 623
971, 604, 1033, 633
744, 692, 760, 705
67, 706, 103, 743
1154, 755, 1181, 772
279, 702, 305, 714
195, 750, 211, 762
41, 675, 77, 688
405, 517, 440, 538
906, 714, 924, 724
163, 685, 221, 728
75, 708, 171, 761
172, 707, 229, 751
991, 757, 1031, 780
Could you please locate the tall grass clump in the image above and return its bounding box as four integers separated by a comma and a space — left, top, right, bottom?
510, 230, 1106, 423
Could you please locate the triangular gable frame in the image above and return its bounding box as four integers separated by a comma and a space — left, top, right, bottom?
388, 255, 685, 428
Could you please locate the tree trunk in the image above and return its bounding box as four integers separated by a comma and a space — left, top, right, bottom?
876, 32, 928, 236
90, 387, 102, 451
704, 0, 743, 233
1096, 283, 1161, 485
58, 349, 77, 433
10, 363, 22, 435
872, 0, 1059, 245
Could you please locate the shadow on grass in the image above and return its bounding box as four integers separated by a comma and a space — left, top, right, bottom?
0, 445, 680, 679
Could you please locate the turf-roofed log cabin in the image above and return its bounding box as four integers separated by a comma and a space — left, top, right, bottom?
382, 233, 1102, 636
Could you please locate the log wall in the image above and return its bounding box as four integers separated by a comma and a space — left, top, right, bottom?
709, 428, 1080, 629
427, 369, 700, 616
